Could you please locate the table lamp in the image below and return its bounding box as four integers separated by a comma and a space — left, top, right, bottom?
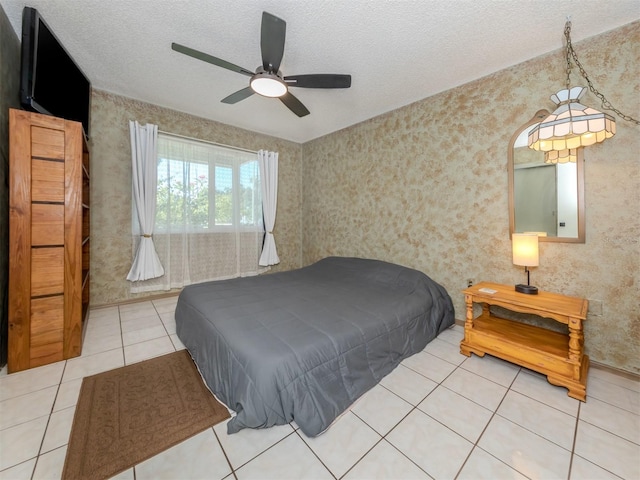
512, 233, 539, 294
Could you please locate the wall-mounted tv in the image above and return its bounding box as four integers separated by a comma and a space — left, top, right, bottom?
20, 7, 91, 138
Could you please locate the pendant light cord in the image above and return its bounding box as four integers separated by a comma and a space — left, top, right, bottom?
564, 21, 640, 125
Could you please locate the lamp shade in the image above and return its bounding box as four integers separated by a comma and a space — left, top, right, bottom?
512, 233, 539, 267
528, 87, 616, 152
545, 148, 577, 164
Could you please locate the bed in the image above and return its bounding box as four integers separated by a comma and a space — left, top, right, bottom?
175, 256, 455, 437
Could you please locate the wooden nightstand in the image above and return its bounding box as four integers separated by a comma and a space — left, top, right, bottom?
460, 282, 589, 401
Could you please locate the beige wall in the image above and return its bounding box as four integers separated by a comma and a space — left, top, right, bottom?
302, 22, 640, 373
88, 22, 638, 374
89, 91, 303, 306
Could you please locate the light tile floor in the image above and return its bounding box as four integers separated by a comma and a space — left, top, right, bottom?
1, 296, 639, 479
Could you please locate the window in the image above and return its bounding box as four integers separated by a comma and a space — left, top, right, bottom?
156, 134, 262, 231
130, 133, 268, 293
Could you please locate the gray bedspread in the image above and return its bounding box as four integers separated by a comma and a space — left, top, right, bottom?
175, 257, 454, 437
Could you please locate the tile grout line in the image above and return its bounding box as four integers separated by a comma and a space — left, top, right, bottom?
452, 365, 524, 479
153, 300, 177, 352
212, 426, 238, 480
31, 359, 69, 479
227, 428, 300, 477
6, 311, 637, 478
293, 428, 339, 480
118, 305, 127, 367
343, 344, 466, 479
344, 351, 471, 480
346, 409, 432, 480
335, 434, 393, 480
566, 400, 583, 480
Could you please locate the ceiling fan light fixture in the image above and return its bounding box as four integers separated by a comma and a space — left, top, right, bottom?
172, 12, 352, 117
250, 72, 287, 97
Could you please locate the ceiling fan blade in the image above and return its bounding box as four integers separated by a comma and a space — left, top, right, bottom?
284, 74, 351, 89
221, 87, 255, 104
279, 91, 310, 117
261, 12, 286, 72
171, 42, 254, 77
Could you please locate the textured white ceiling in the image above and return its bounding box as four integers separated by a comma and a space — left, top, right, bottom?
2, 0, 639, 143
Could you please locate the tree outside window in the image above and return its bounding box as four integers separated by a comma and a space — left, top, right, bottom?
154, 136, 262, 232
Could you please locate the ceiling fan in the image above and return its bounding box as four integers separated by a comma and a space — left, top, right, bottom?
171, 11, 351, 117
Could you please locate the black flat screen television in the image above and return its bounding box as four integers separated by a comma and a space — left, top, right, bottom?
20, 6, 91, 138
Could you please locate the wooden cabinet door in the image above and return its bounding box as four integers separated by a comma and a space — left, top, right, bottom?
8, 109, 85, 372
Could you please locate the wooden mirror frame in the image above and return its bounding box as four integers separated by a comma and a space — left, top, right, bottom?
508, 110, 586, 243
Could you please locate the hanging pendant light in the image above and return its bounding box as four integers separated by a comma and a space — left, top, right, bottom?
545, 148, 578, 164
528, 20, 638, 153
529, 86, 616, 152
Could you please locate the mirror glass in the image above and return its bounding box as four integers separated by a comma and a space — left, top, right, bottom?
508, 110, 585, 243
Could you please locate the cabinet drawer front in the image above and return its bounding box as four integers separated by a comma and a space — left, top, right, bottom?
32, 159, 64, 203
31, 126, 65, 160
31, 247, 64, 296
32, 204, 64, 246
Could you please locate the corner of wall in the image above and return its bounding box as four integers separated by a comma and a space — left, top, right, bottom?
0, 2, 22, 367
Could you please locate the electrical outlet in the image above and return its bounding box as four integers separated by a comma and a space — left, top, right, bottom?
467, 279, 474, 288
588, 299, 603, 316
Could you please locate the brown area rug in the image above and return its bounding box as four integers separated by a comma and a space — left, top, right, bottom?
62, 350, 230, 480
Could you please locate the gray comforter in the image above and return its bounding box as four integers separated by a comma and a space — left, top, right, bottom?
175, 257, 454, 437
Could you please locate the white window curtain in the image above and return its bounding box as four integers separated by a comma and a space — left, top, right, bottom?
127, 121, 165, 282
130, 133, 268, 293
258, 150, 280, 266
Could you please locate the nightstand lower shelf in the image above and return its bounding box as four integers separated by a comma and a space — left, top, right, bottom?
460, 282, 589, 401
461, 314, 589, 400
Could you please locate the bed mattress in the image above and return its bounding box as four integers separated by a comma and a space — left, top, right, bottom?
176, 256, 454, 437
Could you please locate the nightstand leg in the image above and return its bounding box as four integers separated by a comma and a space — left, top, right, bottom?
460, 294, 475, 357
568, 317, 585, 380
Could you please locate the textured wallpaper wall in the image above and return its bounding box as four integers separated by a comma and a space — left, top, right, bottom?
89, 91, 303, 306
302, 22, 640, 373
88, 22, 638, 373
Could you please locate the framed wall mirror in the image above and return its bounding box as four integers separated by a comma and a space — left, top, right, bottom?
508, 110, 585, 243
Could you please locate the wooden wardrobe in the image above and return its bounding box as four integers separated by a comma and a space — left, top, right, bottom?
8, 109, 90, 373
